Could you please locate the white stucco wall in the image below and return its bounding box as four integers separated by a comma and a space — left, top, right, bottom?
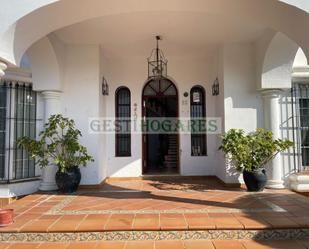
30, 40, 269, 183
61, 44, 102, 184
219, 43, 264, 183
99, 49, 220, 177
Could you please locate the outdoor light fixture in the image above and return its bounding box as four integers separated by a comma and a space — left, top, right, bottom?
212, 78, 219, 96
102, 76, 109, 96
147, 35, 168, 79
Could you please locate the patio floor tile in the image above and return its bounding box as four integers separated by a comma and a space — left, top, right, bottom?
66, 242, 97, 249
184, 240, 215, 249
7, 243, 40, 249
36, 243, 68, 249
212, 240, 246, 249
104, 214, 135, 230
213, 217, 244, 229
262, 217, 299, 228
184, 213, 216, 229
125, 241, 154, 249
155, 240, 184, 249
77, 214, 110, 232
20, 218, 58, 232
0, 244, 10, 249
95, 241, 125, 249
48, 215, 86, 232
0, 219, 32, 232
160, 213, 188, 230
234, 216, 272, 229
132, 214, 160, 230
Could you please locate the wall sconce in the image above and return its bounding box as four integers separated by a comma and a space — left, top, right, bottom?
212, 78, 219, 96
102, 77, 109, 96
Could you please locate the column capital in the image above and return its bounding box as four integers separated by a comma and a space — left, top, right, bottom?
260, 89, 284, 98
41, 90, 62, 99
0, 61, 8, 78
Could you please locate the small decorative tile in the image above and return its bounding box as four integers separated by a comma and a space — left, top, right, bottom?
1, 229, 309, 242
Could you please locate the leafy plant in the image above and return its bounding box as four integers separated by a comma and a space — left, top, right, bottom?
219, 128, 293, 172
18, 114, 94, 173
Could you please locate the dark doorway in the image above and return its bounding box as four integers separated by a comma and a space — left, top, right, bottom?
142, 78, 179, 175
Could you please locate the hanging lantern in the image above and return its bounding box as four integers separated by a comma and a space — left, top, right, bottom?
147, 36, 168, 79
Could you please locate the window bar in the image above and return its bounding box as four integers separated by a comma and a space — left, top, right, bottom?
296, 85, 303, 172
7, 83, 12, 183
21, 84, 25, 179
27, 85, 31, 178
33, 90, 37, 177
302, 84, 309, 170
296, 85, 302, 172
13, 83, 19, 180
291, 87, 297, 172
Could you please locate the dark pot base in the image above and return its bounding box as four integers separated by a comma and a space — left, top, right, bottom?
243, 169, 267, 192
55, 166, 81, 193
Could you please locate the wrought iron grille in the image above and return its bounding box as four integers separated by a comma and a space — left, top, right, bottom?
115, 87, 131, 157
291, 83, 309, 172
0, 80, 39, 183
190, 86, 207, 156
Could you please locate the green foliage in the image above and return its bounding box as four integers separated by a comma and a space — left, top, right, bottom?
18, 114, 94, 173
219, 128, 293, 172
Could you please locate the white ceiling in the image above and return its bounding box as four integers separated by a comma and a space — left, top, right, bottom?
54, 11, 267, 57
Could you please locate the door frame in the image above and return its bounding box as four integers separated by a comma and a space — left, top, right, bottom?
141, 78, 180, 175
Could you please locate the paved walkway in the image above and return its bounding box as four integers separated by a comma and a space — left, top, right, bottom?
1, 177, 309, 248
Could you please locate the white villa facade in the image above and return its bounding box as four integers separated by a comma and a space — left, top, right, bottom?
1, 0, 309, 198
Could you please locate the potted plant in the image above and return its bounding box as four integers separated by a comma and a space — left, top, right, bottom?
219, 128, 293, 192
18, 114, 94, 193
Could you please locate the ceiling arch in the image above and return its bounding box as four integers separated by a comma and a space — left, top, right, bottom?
1, 0, 309, 66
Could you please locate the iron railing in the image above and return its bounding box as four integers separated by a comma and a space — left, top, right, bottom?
291, 83, 309, 172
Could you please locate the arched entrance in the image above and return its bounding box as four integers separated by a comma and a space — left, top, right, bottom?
142, 78, 179, 175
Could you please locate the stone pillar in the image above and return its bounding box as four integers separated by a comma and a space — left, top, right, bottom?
261, 89, 284, 189
0, 61, 7, 78
39, 91, 62, 191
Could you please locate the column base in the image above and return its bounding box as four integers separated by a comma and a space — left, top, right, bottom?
266, 179, 285, 189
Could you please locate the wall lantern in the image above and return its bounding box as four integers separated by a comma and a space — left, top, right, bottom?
147, 36, 168, 79
102, 76, 109, 96
212, 78, 219, 96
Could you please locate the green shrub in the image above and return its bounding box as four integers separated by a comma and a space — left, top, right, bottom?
18, 114, 94, 173
219, 128, 293, 172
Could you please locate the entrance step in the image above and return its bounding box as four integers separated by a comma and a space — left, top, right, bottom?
165, 155, 177, 160
164, 163, 177, 168
290, 172, 309, 192
168, 149, 177, 154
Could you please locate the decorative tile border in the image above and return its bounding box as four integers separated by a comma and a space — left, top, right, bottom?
1, 229, 309, 242
46, 192, 287, 215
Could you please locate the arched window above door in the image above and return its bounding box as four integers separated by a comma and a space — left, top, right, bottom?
143, 78, 177, 96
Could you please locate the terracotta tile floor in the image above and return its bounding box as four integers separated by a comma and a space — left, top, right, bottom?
1, 240, 309, 249
1, 177, 309, 233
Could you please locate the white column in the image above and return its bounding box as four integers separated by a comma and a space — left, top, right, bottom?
0, 61, 7, 78
39, 91, 62, 191
261, 89, 284, 189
